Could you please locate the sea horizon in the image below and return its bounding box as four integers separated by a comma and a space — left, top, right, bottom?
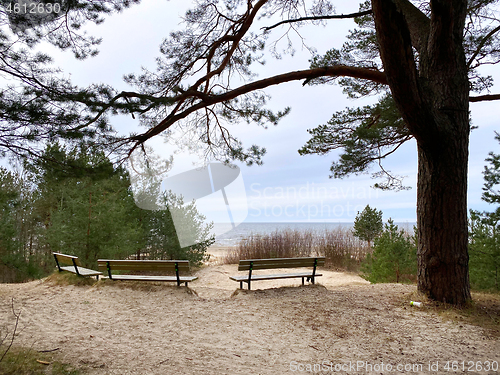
212, 220, 416, 246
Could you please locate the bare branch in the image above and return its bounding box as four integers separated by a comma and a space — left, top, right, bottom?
0, 298, 21, 363
262, 10, 373, 31
470, 93, 500, 102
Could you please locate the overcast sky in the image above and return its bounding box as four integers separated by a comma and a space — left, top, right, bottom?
37, 0, 500, 224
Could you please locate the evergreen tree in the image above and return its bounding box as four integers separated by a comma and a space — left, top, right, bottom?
361, 219, 417, 283
0, 168, 42, 281
352, 204, 383, 247
26, 143, 143, 267
26, 142, 214, 268
0, 168, 21, 281
99, 0, 498, 304
45, 174, 142, 266
469, 132, 500, 290
469, 212, 500, 290
145, 192, 214, 266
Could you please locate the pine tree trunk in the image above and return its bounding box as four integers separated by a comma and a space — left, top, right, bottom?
372, 0, 471, 304
416, 127, 471, 304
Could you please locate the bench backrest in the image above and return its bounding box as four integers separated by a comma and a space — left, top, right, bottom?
237, 257, 325, 271
53, 252, 82, 267
97, 260, 191, 273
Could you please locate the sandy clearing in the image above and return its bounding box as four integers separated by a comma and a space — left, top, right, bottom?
0, 250, 498, 374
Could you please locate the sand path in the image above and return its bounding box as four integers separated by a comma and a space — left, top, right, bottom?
0, 249, 498, 374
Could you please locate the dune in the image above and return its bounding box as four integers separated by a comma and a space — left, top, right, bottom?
0, 252, 498, 374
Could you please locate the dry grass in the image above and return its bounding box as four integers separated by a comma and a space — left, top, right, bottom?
317, 227, 370, 270
224, 227, 370, 271
44, 272, 98, 287
397, 289, 500, 337
433, 292, 500, 337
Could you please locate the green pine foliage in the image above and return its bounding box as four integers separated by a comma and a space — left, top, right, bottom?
144, 193, 214, 267
1, 1, 145, 161
361, 219, 417, 284
300, 0, 497, 191
0, 169, 20, 256
468, 132, 500, 291
45, 176, 142, 267
0, 142, 215, 281
127, 148, 214, 266
25, 143, 141, 269
0, 168, 44, 282
0, 168, 23, 281
298, 94, 412, 190
469, 211, 500, 291
352, 204, 383, 247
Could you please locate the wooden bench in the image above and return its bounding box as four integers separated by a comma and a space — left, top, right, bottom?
229, 257, 325, 290
97, 259, 197, 286
53, 253, 102, 280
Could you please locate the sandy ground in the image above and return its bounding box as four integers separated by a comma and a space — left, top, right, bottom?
0, 247, 499, 374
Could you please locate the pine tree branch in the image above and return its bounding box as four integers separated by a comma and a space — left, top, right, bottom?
262, 10, 373, 31
467, 24, 500, 69
129, 66, 388, 150
125, 64, 497, 153
469, 94, 500, 102
372, 0, 430, 138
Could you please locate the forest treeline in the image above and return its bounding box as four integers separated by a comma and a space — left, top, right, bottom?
1, 139, 498, 292
0, 143, 214, 283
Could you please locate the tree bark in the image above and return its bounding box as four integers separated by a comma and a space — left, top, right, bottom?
416, 131, 470, 303
417, 0, 471, 304
372, 0, 471, 304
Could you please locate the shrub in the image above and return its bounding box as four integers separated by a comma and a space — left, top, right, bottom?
361, 219, 417, 283
225, 229, 315, 263
469, 211, 500, 291
468, 133, 500, 291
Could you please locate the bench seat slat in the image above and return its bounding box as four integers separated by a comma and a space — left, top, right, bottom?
237, 257, 325, 271
97, 259, 196, 286
54, 253, 102, 279
97, 260, 190, 272
238, 261, 325, 271
239, 257, 325, 264
101, 275, 198, 282
229, 272, 322, 282
53, 252, 79, 260
230, 256, 325, 290
59, 266, 102, 276
97, 264, 190, 271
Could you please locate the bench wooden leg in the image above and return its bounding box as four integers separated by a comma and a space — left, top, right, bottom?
239, 281, 243, 289
302, 277, 305, 285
